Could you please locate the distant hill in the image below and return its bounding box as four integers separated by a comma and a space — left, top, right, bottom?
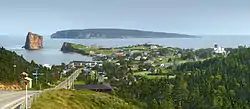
51, 28, 198, 39
31, 89, 143, 109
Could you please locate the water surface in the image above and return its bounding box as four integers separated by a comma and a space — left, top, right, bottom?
0, 35, 249, 65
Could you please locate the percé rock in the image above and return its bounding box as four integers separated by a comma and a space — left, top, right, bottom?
51, 28, 198, 39
24, 32, 43, 50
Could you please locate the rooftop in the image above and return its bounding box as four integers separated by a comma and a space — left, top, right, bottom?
74, 84, 112, 90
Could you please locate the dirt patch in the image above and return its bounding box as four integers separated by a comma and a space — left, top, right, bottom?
0, 83, 23, 90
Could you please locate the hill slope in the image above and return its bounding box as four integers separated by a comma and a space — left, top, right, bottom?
105, 47, 250, 108
31, 89, 141, 109
51, 28, 197, 39
0, 47, 32, 83
173, 48, 250, 108
0, 47, 60, 90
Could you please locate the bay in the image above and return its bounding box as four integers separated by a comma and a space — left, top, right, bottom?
0, 35, 249, 65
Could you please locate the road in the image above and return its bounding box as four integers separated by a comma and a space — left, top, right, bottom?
0, 68, 82, 109
0, 91, 40, 109
55, 68, 83, 89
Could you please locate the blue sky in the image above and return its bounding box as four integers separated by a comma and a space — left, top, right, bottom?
0, 0, 249, 35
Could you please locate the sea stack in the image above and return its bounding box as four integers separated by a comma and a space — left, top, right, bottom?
24, 32, 43, 50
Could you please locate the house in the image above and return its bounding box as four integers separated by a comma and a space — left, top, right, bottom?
43, 64, 52, 69
143, 52, 148, 56
144, 60, 154, 64
142, 56, 148, 60
160, 64, 165, 67
92, 54, 107, 61
74, 84, 112, 94
116, 63, 120, 66
150, 45, 158, 49
85, 62, 97, 68
115, 52, 125, 57
98, 75, 108, 83
89, 51, 95, 55
129, 65, 139, 71
68, 61, 102, 68
68, 61, 85, 68
135, 56, 141, 61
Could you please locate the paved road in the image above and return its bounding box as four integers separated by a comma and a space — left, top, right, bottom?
0, 91, 18, 95
55, 68, 83, 89
0, 68, 82, 109
0, 91, 40, 109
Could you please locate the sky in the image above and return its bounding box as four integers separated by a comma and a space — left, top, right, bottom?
0, 0, 249, 36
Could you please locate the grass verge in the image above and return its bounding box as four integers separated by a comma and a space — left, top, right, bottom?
31, 89, 140, 109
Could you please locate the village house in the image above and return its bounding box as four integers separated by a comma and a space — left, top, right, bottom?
129, 65, 139, 71
89, 51, 95, 55
43, 64, 52, 69
115, 51, 125, 57
135, 56, 141, 61
92, 54, 107, 61
67, 61, 85, 68
67, 61, 102, 69
150, 45, 158, 50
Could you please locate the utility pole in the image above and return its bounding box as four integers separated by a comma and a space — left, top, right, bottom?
25, 81, 28, 109
13, 64, 16, 74
21, 72, 29, 109
35, 69, 38, 84
33, 68, 40, 85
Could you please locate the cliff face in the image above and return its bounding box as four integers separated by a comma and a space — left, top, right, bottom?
24, 32, 43, 50
61, 42, 73, 52
61, 42, 88, 55
0, 83, 23, 90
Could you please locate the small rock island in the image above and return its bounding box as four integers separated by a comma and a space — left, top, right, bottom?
23, 32, 43, 50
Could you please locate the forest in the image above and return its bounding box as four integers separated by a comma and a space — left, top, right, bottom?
0, 47, 61, 89
97, 47, 250, 109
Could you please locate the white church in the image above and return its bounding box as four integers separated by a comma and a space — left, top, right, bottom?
213, 43, 227, 55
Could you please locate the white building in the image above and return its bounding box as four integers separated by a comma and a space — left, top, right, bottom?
43, 64, 52, 69
135, 56, 141, 61
213, 43, 226, 54
150, 45, 158, 49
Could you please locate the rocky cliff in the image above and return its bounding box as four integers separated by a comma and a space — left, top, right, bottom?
61, 42, 74, 53
24, 32, 43, 50
61, 42, 88, 55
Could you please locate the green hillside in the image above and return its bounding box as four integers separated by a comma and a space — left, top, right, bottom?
100, 47, 250, 108
31, 89, 141, 109
0, 47, 60, 89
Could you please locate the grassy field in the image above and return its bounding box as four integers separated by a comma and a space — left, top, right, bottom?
31, 89, 140, 109
74, 80, 86, 85
123, 46, 146, 51
133, 71, 151, 76
71, 43, 117, 55
133, 70, 176, 79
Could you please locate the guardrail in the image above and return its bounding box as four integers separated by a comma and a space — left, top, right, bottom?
4, 92, 41, 109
